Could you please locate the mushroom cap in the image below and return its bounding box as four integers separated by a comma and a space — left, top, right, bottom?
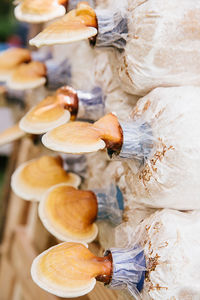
19, 94, 71, 134
39, 184, 98, 243
0, 48, 31, 81
42, 113, 122, 154
0, 123, 26, 146
29, 2, 97, 47
31, 242, 97, 298
42, 121, 106, 154
7, 61, 46, 90
14, 0, 66, 23
11, 156, 81, 201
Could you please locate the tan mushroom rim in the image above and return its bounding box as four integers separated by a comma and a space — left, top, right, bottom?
0, 123, 26, 146
39, 183, 98, 243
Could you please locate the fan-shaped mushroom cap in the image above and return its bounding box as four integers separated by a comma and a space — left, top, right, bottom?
0, 123, 26, 146
11, 155, 81, 201
42, 113, 122, 154
19, 86, 78, 134
31, 242, 112, 298
39, 184, 98, 243
14, 0, 66, 23
0, 48, 31, 81
7, 61, 46, 90
29, 2, 97, 47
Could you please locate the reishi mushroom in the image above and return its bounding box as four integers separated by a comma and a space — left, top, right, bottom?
0, 48, 31, 81
29, 2, 98, 47
31, 240, 146, 298
39, 183, 123, 243
14, 0, 66, 23
31, 242, 113, 298
42, 112, 123, 154
19, 85, 105, 134
0, 123, 26, 146
11, 155, 81, 201
7, 61, 47, 90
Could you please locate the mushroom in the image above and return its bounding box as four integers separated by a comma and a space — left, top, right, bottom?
7, 61, 47, 90
14, 0, 66, 23
42, 86, 200, 210
42, 112, 124, 154
11, 155, 81, 201
19, 85, 105, 134
0, 48, 31, 81
29, 2, 98, 47
0, 123, 26, 146
38, 183, 123, 243
31, 241, 146, 298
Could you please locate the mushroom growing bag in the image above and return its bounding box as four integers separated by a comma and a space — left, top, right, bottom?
122, 86, 200, 210
127, 209, 200, 299
118, 0, 200, 95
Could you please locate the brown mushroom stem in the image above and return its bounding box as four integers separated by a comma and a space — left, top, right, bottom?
56, 86, 79, 120
94, 113, 123, 154
33, 86, 79, 121
95, 252, 113, 284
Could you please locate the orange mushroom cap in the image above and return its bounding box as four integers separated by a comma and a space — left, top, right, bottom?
11, 155, 81, 201
31, 242, 112, 297
39, 184, 98, 243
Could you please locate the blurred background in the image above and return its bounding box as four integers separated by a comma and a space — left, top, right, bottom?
0, 0, 29, 240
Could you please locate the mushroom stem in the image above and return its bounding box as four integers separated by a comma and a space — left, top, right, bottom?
56, 86, 79, 120
94, 113, 123, 155
95, 252, 113, 284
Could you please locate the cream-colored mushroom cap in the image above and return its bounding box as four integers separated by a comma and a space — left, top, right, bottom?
0, 48, 31, 81
42, 113, 122, 154
19, 97, 70, 134
14, 0, 66, 23
0, 123, 26, 146
19, 86, 78, 134
39, 184, 98, 243
29, 2, 97, 47
11, 155, 81, 201
31, 242, 112, 298
7, 61, 46, 90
